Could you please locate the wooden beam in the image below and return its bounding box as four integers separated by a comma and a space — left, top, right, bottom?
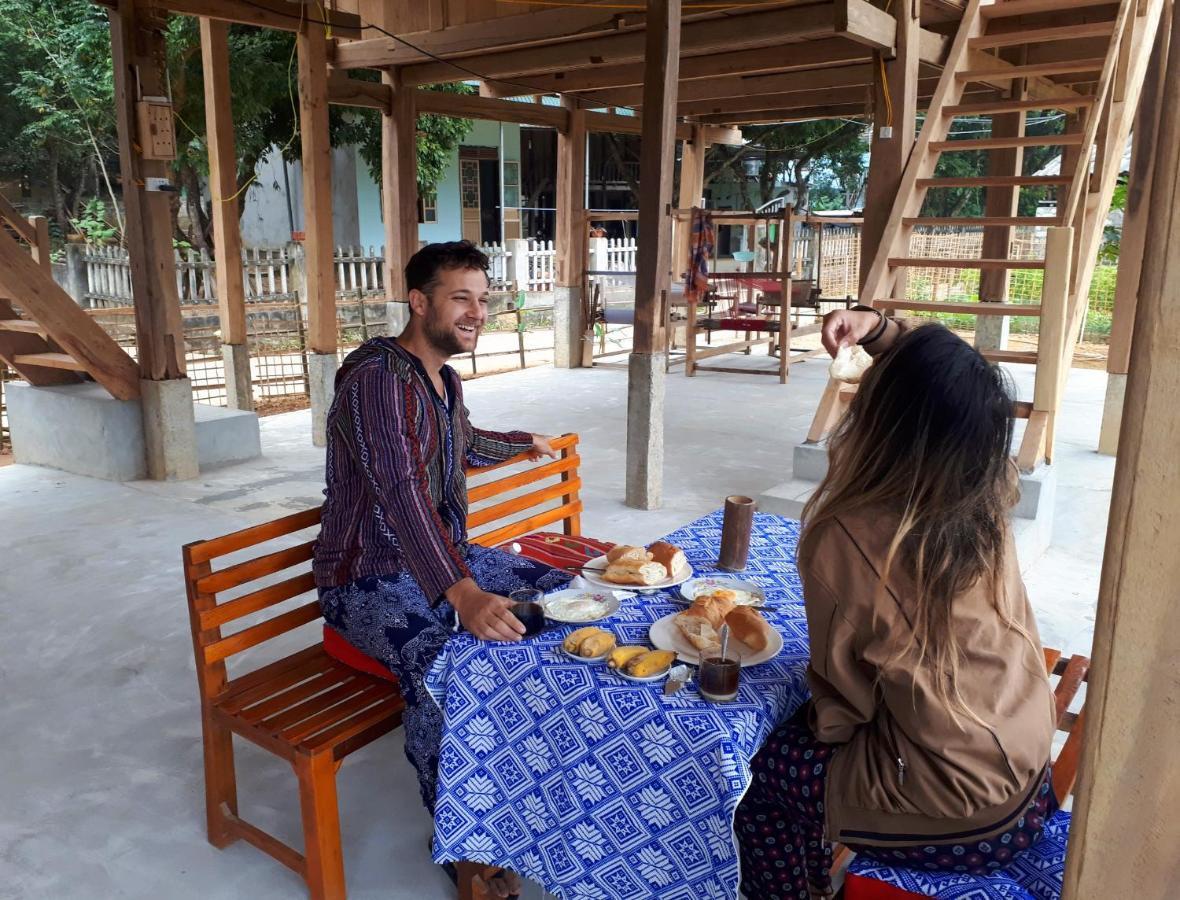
296, 21, 335, 354
109, 0, 186, 381
326, 72, 391, 111
691, 102, 873, 124
681, 84, 885, 117
584, 110, 692, 141
1062, 3, 1180, 885
837, 0, 898, 52
860, 0, 919, 293
413, 90, 567, 129
199, 18, 246, 350
675, 124, 707, 280
0, 192, 36, 244
381, 70, 417, 305
627, 0, 681, 511
399, 4, 863, 86
150, 0, 362, 38
554, 99, 587, 369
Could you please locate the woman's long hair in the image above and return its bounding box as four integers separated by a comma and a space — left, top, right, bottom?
801, 324, 1028, 726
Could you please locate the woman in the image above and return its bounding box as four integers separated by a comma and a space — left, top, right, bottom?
737, 308, 1058, 900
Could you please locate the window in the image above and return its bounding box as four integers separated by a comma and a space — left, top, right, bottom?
421, 191, 437, 224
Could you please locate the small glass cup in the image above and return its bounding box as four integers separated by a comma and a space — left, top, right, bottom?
698, 655, 741, 702
509, 588, 546, 638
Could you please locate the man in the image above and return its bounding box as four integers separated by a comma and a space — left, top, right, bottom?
313, 241, 571, 822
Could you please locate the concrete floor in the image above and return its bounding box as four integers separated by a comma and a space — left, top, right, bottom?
0, 352, 1115, 899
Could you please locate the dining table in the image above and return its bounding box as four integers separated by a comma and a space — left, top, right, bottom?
425, 510, 814, 899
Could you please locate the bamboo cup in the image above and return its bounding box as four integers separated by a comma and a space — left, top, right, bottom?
718, 495, 756, 571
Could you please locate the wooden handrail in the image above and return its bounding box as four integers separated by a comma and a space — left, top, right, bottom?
0, 192, 37, 244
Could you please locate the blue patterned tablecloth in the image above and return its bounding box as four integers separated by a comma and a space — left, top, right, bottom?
425, 511, 812, 899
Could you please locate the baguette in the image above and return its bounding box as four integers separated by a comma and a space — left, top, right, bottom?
646, 541, 686, 578
603, 560, 667, 586
606, 545, 651, 565
695, 592, 737, 629
674, 606, 721, 653
724, 606, 774, 653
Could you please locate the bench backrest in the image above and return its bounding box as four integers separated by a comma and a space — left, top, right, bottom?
182, 433, 583, 705
1043, 647, 1090, 804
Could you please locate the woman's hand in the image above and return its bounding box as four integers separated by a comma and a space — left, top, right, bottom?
445, 578, 525, 642
821, 309, 883, 357
529, 433, 558, 460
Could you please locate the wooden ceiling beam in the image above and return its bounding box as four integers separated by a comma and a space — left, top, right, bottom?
326, 73, 392, 111
414, 90, 568, 129
141, 0, 362, 38
398, 1, 894, 87
694, 87, 1000, 125
679, 76, 950, 116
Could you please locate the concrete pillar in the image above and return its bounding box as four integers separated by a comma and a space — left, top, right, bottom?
553, 285, 583, 369
974, 315, 1010, 351
1098, 372, 1126, 456
308, 351, 338, 447
384, 301, 409, 338
222, 342, 254, 411
625, 351, 666, 510
508, 238, 530, 290
63, 243, 89, 306
140, 377, 199, 480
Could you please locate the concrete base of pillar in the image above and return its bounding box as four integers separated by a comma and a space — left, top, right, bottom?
194, 403, 262, 469
384, 301, 409, 338
974, 315, 1010, 352
308, 352, 339, 448
1098, 372, 1126, 456
553, 285, 584, 369
222, 342, 254, 411
141, 378, 200, 481
793, 442, 829, 482
625, 352, 666, 510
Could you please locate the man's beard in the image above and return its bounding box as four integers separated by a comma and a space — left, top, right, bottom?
423, 306, 473, 357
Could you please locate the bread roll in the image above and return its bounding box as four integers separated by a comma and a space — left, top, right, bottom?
695, 592, 737, 629
603, 560, 667, 586
674, 607, 721, 653
646, 541, 686, 578
724, 606, 773, 653
606, 545, 651, 565
829, 343, 873, 384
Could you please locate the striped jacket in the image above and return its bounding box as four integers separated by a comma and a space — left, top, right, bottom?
313, 338, 533, 600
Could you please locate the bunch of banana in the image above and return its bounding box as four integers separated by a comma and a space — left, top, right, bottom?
562, 626, 616, 658
624, 649, 677, 678
606, 645, 647, 670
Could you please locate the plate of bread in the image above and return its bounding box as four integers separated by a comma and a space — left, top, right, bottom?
580, 542, 692, 591
679, 576, 767, 607
649, 591, 782, 667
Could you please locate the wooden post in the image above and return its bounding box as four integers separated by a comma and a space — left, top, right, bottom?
858, 0, 919, 297
675, 124, 707, 279
778, 209, 792, 384
109, 0, 186, 382
200, 18, 252, 411
554, 99, 587, 369
1062, 6, 1180, 889
381, 69, 418, 306
29, 216, 50, 275
626, 0, 680, 510
1099, 18, 1169, 456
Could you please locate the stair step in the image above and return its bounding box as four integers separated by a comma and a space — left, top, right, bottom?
930, 134, 1085, 152
13, 352, 87, 372
875, 300, 1043, 316
904, 216, 1061, 227
957, 59, 1107, 82
917, 175, 1071, 188
0, 318, 48, 337
888, 257, 1047, 270
982, 349, 1040, 364
980, 0, 1116, 19
970, 21, 1116, 50
942, 96, 1097, 117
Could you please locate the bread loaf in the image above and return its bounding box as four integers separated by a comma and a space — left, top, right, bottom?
695, 591, 737, 629
724, 606, 774, 653
603, 560, 667, 586
646, 541, 686, 578
673, 606, 721, 653
606, 545, 651, 565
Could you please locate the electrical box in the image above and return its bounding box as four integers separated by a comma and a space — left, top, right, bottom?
136, 97, 176, 161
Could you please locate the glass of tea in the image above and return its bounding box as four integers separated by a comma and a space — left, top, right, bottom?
509, 588, 546, 638
698, 655, 741, 702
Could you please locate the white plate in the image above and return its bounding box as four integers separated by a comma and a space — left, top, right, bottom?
560, 645, 612, 664
678, 576, 767, 607
541, 588, 628, 623
648, 611, 783, 667
615, 665, 671, 683
580, 554, 694, 593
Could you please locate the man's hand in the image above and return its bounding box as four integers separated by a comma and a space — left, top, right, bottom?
445, 578, 525, 642
529, 433, 558, 460
821, 308, 883, 358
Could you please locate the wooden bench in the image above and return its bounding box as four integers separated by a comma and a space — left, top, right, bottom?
841, 647, 1091, 899
181, 433, 586, 899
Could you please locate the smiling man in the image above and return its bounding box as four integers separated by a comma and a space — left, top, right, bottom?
313, 241, 571, 827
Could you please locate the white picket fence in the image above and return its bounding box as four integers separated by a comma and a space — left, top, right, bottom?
82, 241, 542, 306
605, 237, 637, 272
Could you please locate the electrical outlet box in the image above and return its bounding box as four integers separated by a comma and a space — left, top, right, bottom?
879, 126, 894, 139
136, 97, 176, 160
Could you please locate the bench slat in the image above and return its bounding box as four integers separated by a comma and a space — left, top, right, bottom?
1043, 647, 1062, 674
239, 668, 358, 725
304, 695, 405, 753
203, 601, 322, 665
260, 676, 370, 732
185, 507, 322, 564
470, 500, 583, 549
197, 541, 316, 595
467, 453, 580, 503
1054, 654, 1090, 725
219, 648, 337, 712
1052, 707, 1087, 802
281, 682, 392, 743
200, 571, 318, 630
467, 477, 582, 530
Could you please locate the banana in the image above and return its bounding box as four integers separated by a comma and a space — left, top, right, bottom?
625, 649, 677, 678
562, 626, 603, 654
606, 645, 648, 670
578, 631, 617, 658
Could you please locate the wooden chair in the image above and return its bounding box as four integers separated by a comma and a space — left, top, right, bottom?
181, 434, 585, 899
840, 646, 1091, 899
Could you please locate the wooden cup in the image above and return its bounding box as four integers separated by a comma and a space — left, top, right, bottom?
718, 495, 756, 571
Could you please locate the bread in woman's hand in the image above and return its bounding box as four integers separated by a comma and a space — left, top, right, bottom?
606, 544, 652, 565
646, 541, 686, 578
603, 560, 667, 585
724, 605, 774, 653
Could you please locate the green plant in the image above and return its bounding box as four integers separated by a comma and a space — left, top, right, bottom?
70, 198, 117, 244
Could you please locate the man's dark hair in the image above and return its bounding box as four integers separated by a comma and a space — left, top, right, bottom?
404, 241, 490, 297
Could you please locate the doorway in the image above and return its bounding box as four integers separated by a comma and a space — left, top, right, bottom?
478, 158, 501, 244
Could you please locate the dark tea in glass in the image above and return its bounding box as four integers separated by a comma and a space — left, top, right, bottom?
698, 656, 740, 702
509, 589, 546, 637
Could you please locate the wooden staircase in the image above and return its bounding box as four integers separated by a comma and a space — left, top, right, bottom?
805, 0, 1166, 471
0, 195, 140, 401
